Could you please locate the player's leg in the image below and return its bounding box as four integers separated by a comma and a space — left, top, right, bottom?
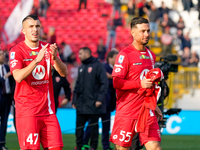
115, 145, 129, 150
144, 141, 161, 150
139, 116, 161, 150
40, 115, 63, 149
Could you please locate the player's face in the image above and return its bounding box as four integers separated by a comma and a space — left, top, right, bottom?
22, 19, 41, 43
132, 23, 150, 45
110, 54, 118, 66
79, 49, 87, 61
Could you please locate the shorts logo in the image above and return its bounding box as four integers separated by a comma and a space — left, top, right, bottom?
115, 68, 121, 73
140, 69, 149, 80
118, 55, 124, 64
32, 65, 45, 80
113, 135, 118, 139
10, 52, 15, 60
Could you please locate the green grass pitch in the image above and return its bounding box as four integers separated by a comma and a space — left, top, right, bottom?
5, 133, 200, 150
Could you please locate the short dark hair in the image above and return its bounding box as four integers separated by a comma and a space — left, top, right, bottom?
80, 47, 91, 55
106, 50, 119, 63
22, 15, 40, 23
130, 17, 149, 29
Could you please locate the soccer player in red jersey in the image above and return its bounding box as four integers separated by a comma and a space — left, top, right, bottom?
9, 15, 67, 150
109, 17, 163, 150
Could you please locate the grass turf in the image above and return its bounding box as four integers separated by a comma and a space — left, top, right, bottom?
5, 133, 200, 150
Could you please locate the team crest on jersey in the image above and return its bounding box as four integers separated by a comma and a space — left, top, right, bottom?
118, 55, 124, 64
56, 76, 60, 82
140, 55, 150, 59
88, 67, 92, 73
10, 52, 15, 60
29, 51, 39, 56
32, 65, 45, 80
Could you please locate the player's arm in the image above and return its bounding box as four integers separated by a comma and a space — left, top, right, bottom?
50, 43, 67, 77
12, 44, 48, 83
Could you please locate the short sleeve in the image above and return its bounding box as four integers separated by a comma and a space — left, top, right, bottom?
9, 48, 23, 74
112, 52, 129, 79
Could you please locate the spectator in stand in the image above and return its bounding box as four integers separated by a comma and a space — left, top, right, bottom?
181, 47, 190, 67
97, 38, 106, 62
182, 0, 193, 12
78, 0, 87, 11
112, 0, 121, 16
189, 51, 199, 67
52, 69, 71, 113
147, 3, 160, 46
40, 23, 47, 42
135, 0, 145, 17
66, 53, 77, 66
160, 13, 176, 31
30, 5, 39, 16
38, 0, 50, 18
61, 42, 72, 62
173, 29, 184, 54
158, 1, 170, 18
182, 31, 191, 50
47, 27, 56, 44
160, 26, 173, 56
126, 0, 136, 28
106, 14, 123, 51
176, 16, 185, 31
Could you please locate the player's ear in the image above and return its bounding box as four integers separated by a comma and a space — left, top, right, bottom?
21, 29, 25, 35
131, 30, 135, 37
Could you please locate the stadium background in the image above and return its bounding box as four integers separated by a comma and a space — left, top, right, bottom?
1, 0, 200, 149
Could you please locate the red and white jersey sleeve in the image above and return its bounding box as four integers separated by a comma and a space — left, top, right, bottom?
9, 41, 58, 118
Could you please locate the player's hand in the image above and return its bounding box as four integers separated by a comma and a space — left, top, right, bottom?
95, 101, 102, 107
72, 104, 76, 109
141, 78, 153, 88
35, 43, 48, 63
155, 106, 163, 122
49, 43, 58, 60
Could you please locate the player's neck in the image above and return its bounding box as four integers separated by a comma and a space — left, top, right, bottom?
132, 42, 146, 51
24, 40, 39, 49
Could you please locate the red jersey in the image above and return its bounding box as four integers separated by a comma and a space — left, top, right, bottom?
10, 41, 56, 118
112, 44, 156, 119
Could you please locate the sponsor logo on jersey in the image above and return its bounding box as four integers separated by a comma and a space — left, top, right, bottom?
23, 59, 33, 61
10, 52, 15, 60
140, 69, 149, 80
118, 55, 124, 64
114, 64, 123, 68
31, 80, 49, 85
88, 67, 92, 73
133, 62, 142, 65
32, 65, 45, 80
115, 68, 121, 73
140, 55, 150, 59
10, 59, 18, 68
29, 51, 39, 56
